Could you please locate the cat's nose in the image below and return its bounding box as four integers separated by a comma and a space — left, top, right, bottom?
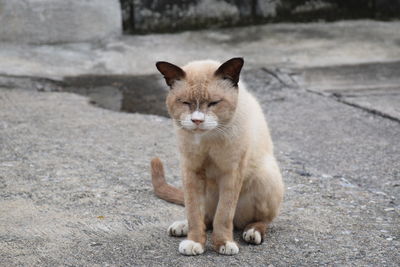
191, 111, 205, 125
191, 119, 204, 125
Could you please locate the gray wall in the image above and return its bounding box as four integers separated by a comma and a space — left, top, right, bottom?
121, 0, 400, 33
0, 0, 122, 44
0, 0, 398, 44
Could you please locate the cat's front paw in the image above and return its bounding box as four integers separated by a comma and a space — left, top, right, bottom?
243, 228, 263, 245
179, 240, 204, 256
168, 220, 188, 237
218, 241, 239, 255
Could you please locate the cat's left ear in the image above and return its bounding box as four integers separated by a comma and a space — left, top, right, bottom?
156, 61, 186, 88
215, 57, 244, 86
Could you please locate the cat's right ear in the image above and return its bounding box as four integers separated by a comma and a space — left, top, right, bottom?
156, 61, 186, 88
214, 57, 244, 87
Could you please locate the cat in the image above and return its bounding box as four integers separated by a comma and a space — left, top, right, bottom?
151, 58, 284, 256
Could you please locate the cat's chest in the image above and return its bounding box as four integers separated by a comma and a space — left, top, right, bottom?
181, 134, 217, 154
180, 134, 235, 172
199, 149, 233, 179
184, 141, 224, 161
203, 159, 221, 180
181, 143, 221, 172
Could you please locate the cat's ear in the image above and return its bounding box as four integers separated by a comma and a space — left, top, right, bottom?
156, 61, 186, 88
214, 57, 244, 86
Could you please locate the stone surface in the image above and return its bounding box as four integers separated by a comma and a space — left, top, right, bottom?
0, 0, 122, 44
296, 61, 400, 122
2, 19, 400, 119
121, 0, 255, 33
375, 0, 400, 18
121, 0, 400, 33
340, 93, 400, 122
299, 61, 400, 93
0, 20, 399, 266
1, 20, 400, 79
1, 70, 399, 265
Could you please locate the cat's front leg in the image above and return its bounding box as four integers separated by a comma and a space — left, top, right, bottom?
212, 171, 243, 255
179, 169, 207, 256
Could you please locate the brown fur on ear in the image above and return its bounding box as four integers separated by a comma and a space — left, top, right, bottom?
214, 57, 244, 86
156, 61, 186, 87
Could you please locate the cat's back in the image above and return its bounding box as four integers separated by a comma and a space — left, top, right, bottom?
236, 84, 274, 154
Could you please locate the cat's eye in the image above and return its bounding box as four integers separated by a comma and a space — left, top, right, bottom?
178, 99, 191, 106
208, 100, 221, 107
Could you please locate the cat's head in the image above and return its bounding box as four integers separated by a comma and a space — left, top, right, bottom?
156, 58, 244, 133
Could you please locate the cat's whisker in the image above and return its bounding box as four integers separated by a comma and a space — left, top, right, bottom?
213, 126, 231, 139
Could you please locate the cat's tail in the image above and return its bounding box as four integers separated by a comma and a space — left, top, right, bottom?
150, 157, 184, 206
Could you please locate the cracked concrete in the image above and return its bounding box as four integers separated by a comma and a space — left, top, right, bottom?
296, 61, 400, 122
0, 21, 399, 266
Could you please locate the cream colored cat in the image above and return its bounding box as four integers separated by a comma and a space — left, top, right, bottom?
151, 58, 284, 256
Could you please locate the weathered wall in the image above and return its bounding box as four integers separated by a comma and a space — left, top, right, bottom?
121, 0, 278, 33
0, 0, 122, 44
375, 0, 400, 17
0, 0, 398, 43
121, 0, 400, 33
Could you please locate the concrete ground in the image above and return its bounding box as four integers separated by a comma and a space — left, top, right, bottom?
0, 21, 399, 266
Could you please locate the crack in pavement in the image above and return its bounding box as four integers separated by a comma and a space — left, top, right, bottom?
259, 67, 400, 124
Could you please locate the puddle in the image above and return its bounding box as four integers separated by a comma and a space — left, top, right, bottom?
55, 69, 276, 118
1, 69, 282, 118
62, 74, 169, 117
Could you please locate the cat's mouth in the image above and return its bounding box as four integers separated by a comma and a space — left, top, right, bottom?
193, 128, 208, 132
194, 123, 219, 132
181, 125, 208, 132
183, 125, 213, 133
176, 117, 219, 132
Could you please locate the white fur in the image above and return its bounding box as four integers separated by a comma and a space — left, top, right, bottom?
168, 220, 188, 237
180, 112, 218, 131
191, 111, 205, 121
218, 241, 239, 255
243, 228, 262, 244
180, 114, 197, 130
179, 240, 204, 256
200, 114, 218, 130
193, 133, 202, 144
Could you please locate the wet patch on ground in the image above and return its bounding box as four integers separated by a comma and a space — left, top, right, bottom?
1, 61, 399, 124
0, 73, 170, 117
0, 68, 294, 118
62, 74, 169, 117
